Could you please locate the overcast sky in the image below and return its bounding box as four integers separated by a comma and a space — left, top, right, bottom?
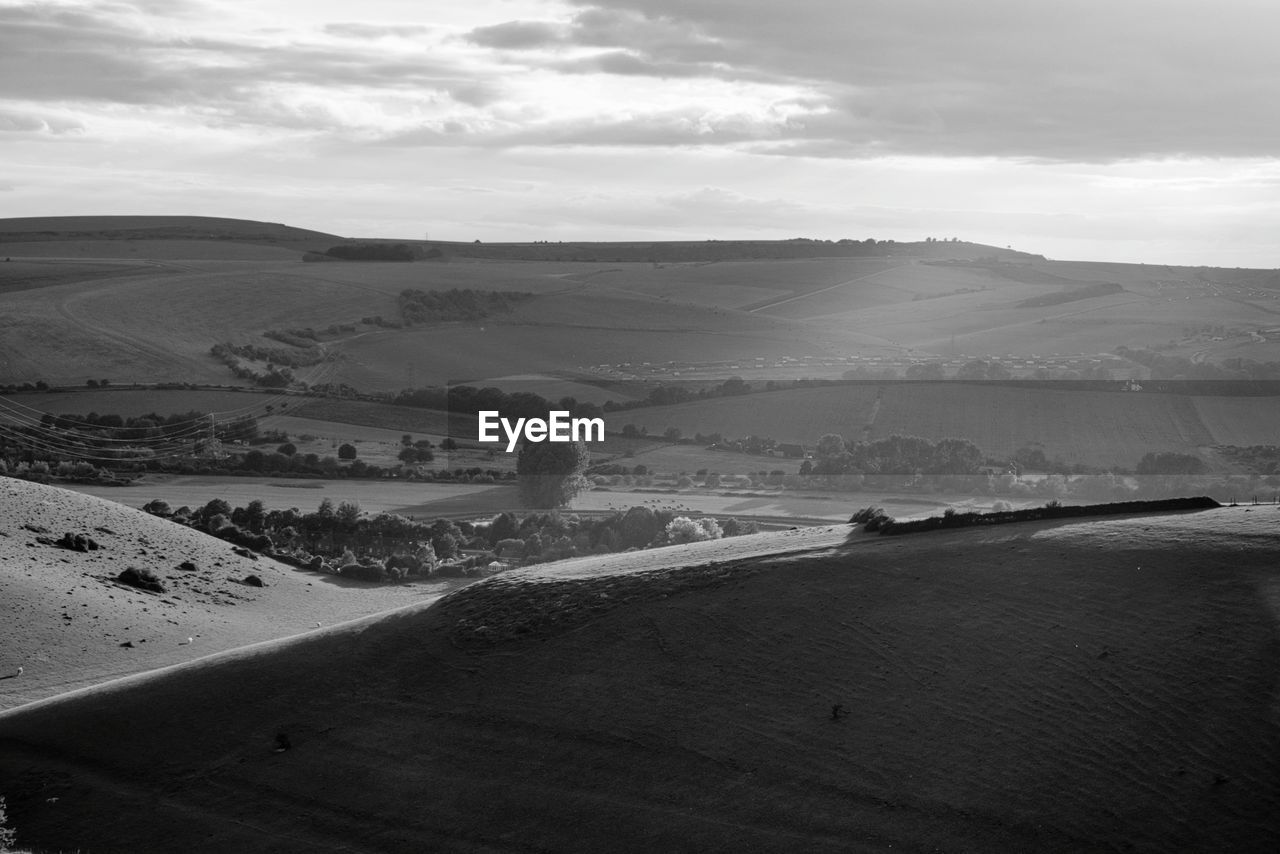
3, 0, 1278, 266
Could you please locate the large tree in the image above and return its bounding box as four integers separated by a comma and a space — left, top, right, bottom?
516, 439, 591, 509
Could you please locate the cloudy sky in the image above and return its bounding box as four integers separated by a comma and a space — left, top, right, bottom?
3, 0, 1278, 265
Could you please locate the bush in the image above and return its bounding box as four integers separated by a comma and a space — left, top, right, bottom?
142, 499, 172, 517
338, 443, 357, 460
338, 562, 387, 582
118, 566, 165, 593
665, 516, 722, 544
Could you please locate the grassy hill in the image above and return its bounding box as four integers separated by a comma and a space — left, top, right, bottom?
0, 478, 463, 712
1, 218, 1278, 390
0, 215, 341, 242
1, 505, 1276, 852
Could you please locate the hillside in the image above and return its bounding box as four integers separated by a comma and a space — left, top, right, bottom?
2, 505, 1277, 852
0, 478, 463, 711
1, 218, 1277, 390
0, 215, 341, 243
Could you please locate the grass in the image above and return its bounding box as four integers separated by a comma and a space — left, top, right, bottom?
610, 382, 1279, 470
4, 226, 1278, 393
2, 507, 1276, 852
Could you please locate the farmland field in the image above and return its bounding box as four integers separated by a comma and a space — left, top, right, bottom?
1191, 396, 1280, 447
4, 228, 1279, 390
63, 475, 507, 517
58, 472, 998, 524
614, 382, 1278, 470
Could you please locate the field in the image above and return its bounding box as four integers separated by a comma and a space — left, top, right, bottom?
3, 502, 1278, 852
616, 382, 1278, 470
63, 475, 510, 517
3, 220, 1279, 393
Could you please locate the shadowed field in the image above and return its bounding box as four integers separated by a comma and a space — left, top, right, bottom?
2, 505, 1277, 853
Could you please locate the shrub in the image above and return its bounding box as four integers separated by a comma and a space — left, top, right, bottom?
665, 516, 722, 544
849, 506, 885, 524
142, 499, 172, 517
338, 443, 357, 460
118, 566, 165, 593
339, 562, 386, 582
244, 574, 265, 587
495, 538, 526, 558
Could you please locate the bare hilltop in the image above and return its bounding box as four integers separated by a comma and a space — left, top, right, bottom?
2, 485, 1277, 853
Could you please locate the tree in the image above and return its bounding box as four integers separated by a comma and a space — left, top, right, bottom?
398, 446, 432, 464
338, 443, 357, 460
906, 362, 946, 380
516, 439, 591, 509
489, 511, 520, 544
816, 433, 846, 460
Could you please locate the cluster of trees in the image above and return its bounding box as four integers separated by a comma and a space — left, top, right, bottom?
903, 359, 1114, 381
264, 324, 355, 346
1216, 445, 1280, 475
0, 457, 120, 484
325, 242, 416, 261
1135, 452, 1208, 475
1116, 346, 1280, 381
35, 409, 253, 441
142, 497, 759, 584
0, 380, 50, 393
209, 343, 296, 387
805, 433, 985, 476
213, 341, 326, 369
0, 411, 260, 467
878, 496, 1220, 537
397, 288, 533, 325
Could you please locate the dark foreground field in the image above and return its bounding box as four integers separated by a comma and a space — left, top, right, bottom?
1, 507, 1278, 853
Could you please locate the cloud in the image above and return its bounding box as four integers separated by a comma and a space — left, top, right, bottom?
321, 22, 433, 40
540, 0, 1280, 162
464, 20, 567, 49
0, 3, 494, 131
375, 106, 798, 150
7, 0, 1280, 167
0, 109, 83, 134
552, 50, 713, 79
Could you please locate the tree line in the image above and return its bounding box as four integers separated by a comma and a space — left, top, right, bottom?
141, 498, 759, 584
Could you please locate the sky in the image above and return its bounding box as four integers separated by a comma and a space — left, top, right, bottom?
2, 0, 1279, 266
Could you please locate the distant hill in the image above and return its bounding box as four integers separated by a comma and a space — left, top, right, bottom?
2, 506, 1277, 853
0, 215, 342, 243
410, 237, 1040, 263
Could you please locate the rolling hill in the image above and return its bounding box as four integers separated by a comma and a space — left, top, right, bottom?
2, 503, 1277, 852
0, 478, 463, 712
1, 217, 1278, 392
